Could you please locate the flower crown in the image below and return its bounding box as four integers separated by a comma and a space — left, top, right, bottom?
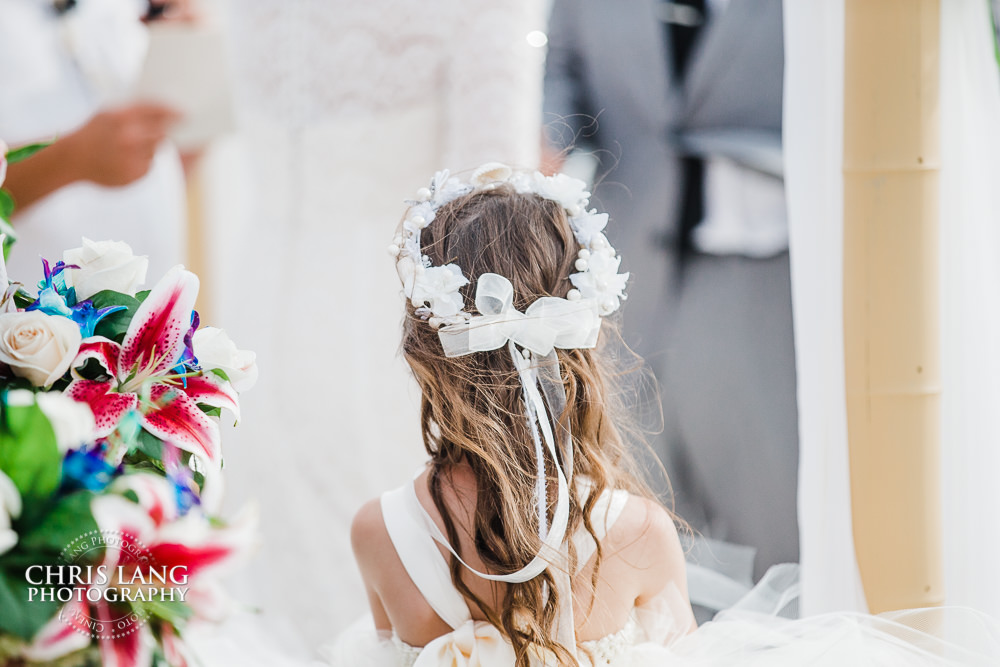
388, 163, 629, 357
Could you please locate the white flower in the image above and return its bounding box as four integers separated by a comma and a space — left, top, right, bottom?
0, 311, 82, 387
533, 172, 590, 211
63, 238, 149, 300
0, 469, 20, 556
569, 252, 629, 316
6, 390, 97, 452
410, 264, 469, 317
571, 211, 609, 246
431, 170, 472, 206
508, 171, 535, 194
193, 327, 259, 392
471, 162, 512, 186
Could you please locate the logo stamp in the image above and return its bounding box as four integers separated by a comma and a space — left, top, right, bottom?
25, 529, 189, 641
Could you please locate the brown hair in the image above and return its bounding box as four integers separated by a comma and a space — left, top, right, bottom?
401, 184, 664, 666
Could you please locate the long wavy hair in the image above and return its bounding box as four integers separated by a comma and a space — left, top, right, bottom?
401, 184, 665, 666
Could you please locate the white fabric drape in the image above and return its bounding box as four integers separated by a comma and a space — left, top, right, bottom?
938, 0, 1000, 616
783, 0, 867, 616
785, 0, 1000, 616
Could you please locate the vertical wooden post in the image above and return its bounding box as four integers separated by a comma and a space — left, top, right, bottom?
843, 0, 943, 613
185, 161, 214, 323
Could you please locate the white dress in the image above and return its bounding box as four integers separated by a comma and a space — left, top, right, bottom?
317, 479, 1000, 666
0, 0, 185, 281
211, 0, 544, 652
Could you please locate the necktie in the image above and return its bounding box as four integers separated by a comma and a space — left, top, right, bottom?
661, 0, 707, 255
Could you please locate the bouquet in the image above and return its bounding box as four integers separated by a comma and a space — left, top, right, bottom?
0, 162, 257, 667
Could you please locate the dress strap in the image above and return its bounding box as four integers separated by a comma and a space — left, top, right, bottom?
572, 485, 630, 572
380, 484, 473, 630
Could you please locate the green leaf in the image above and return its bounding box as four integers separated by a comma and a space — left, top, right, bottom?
74, 357, 112, 382
133, 596, 194, 626
200, 406, 221, 418
0, 402, 61, 510
17, 491, 97, 556
0, 190, 14, 221
132, 429, 164, 461
88, 290, 140, 342
5, 141, 52, 165
209, 368, 231, 383
12, 288, 34, 310
0, 567, 62, 640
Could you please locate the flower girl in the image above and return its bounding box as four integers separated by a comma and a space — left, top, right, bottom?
325, 164, 1000, 666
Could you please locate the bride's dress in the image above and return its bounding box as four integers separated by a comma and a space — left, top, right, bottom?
212, 0, 544, 651
317, 478, 1000, 666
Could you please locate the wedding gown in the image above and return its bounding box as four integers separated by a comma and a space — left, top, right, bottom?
314, 478, 1000, 666
211, 0, 544, 651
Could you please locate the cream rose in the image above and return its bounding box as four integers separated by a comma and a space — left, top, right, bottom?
193, 327, 258, 392
63, 238, 149, 300
0, 312, 82, 387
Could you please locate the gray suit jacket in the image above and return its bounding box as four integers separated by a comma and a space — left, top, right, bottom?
544, 0, 783, 355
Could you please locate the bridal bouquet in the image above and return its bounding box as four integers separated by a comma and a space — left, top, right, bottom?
0, 233, 257, 666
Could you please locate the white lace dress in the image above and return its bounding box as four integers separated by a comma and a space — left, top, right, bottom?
212, 0, 544, 651
317, 480, 1000, 667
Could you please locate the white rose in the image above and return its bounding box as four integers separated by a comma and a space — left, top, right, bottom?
6, 390, 97, 452
193, 327, 258, 392
0, 469, 21, 556
63, 238, 149, 300
0, 312, 82, 387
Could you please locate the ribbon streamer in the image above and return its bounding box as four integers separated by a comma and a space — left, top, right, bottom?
414, 273, 587, 656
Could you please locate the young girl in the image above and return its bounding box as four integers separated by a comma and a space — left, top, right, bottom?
326, 164, 999, 666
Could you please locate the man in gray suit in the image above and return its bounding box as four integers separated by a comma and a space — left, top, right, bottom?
544, 0, 798, 581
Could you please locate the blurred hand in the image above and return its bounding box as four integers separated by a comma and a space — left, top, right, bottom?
65, 104, 181, 187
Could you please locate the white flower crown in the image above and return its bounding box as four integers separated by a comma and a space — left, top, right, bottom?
388, 163, 629, 356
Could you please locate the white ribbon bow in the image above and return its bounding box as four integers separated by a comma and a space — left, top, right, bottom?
438, 273, 601, 358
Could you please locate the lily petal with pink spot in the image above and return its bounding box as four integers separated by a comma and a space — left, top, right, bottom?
119, 266, 199, 379
65, 379, 138, 437
139, 384, 220, 465
179, 373, 241, 422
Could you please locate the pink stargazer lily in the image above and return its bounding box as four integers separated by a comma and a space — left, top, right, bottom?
66, 267, 239, 465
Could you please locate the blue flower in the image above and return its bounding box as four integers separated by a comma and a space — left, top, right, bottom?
70, 300, 126, 338
61, 448, 118, 493
27, 258, 79, 318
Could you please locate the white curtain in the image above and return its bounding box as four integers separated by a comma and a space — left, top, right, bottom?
785, 0, 1000, 616
938, 0, 1000, 616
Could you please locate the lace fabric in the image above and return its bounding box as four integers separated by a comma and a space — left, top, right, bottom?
227, 0, 544, 168
390, 616, 642, 667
